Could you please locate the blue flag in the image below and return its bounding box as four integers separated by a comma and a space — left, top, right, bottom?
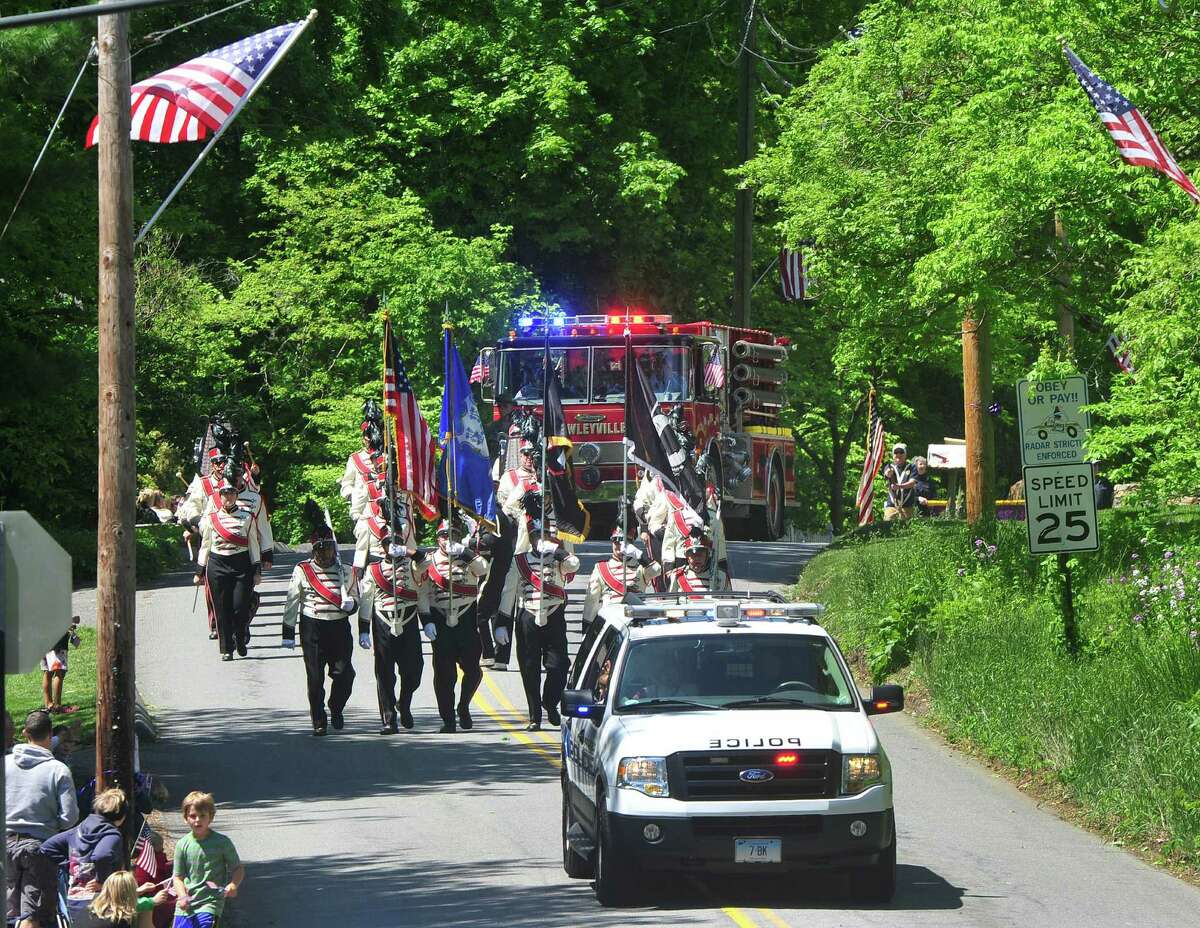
439, 330, 496, 528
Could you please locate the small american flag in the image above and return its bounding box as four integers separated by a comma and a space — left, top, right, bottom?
134, 820, 158, 881
469, 351, 488, 385
855, 390, 885, 527
85, 21, 304, 147
1106, 333, 1135, 374
384, 318, 438, 520
703, 351, 725, 389
779, 247, 807, 302
1064, 45, 1199, 204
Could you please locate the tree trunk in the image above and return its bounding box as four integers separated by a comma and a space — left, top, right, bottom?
962, 307, 994, 524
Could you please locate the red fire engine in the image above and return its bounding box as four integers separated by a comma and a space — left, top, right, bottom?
478, 312, 795, 540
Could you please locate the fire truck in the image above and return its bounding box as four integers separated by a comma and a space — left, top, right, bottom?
478, 312, 796, 541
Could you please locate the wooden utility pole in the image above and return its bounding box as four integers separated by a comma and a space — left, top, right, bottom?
962, 307, 994, 524
1053, 211, 1074, 356
95, 0, 137, 816
732, 0, 756, 327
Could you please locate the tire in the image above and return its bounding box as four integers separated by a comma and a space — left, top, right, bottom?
562, 786, 593, 879
760, 461, 785, 541
593, 796, 636, 906
851, 832, 897, 904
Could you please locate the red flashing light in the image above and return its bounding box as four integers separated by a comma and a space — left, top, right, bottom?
774, 753, 799, 767
608, 314, 622, 325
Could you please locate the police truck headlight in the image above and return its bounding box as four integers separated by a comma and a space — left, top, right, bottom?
841, 754, 883, 795
616, 757, 670, 797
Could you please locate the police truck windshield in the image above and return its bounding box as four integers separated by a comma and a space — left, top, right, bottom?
614, 636, 856, 712
591, 346, 690, 403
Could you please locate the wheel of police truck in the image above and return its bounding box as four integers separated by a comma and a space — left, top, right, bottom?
593, 796, 636, 906
562, 785, 593, 878
850, 832, 897, 904
761, 461, 785, 540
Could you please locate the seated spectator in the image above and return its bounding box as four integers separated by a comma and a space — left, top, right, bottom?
150, 492, 174, 524
6, 708, 78, 928
912, 456, 938, 517
88, 871, 166, 928
41, 788, 129, 927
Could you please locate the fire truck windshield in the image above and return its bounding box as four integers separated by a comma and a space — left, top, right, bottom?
498, 348, 590, 403
592, 346, 690, 403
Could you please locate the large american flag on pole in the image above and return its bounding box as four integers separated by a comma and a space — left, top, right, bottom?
384, 317, 438, 520
855, 390, 885, 527
85, 21, 304, 147
1063, 45, 1200, 204
779, 247, 807, 302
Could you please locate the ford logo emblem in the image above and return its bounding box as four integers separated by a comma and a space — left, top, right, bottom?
739, 768, 775, 783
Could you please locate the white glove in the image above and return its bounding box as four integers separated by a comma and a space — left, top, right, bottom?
423, 622, 438, 641
447, 542, 468, 559
340, 597, 356, 613
537, 539, 558, 556
281, 638, 295, 650
358, 633, 371, 651
622, 542, 641, 561
494, 627, 510, 646
388, 543, 406, 559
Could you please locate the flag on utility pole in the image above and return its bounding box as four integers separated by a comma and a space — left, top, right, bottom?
1063, 43, 1200, 204
779, 247, 807, 301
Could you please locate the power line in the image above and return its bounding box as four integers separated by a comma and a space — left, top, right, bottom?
133, 0, 253, 59
0, 0, 201, 31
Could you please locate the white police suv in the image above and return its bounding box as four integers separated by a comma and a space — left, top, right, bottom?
559, 592, 904, 906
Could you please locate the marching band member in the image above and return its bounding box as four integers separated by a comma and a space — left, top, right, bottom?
339, 416, 383, 503
668, 534, 731, 594
192, 481, 261, 661
427, 520, 489, 733
582, 525, 661, 629
281, 522, 358, 736
349, 457, 414, 584
502, 518, 579, 731
358, 541, 430, 734
654, 478, 727, 574
180, 447, 229, 640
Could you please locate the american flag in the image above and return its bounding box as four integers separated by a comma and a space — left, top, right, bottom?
134, 820, 158, 881
855, 390, 885, 527
1064, 45, 1200, 204
1106, 332, 1135, 374
703, 350, 725, 389
779, 247, 807, 302
469, 351, 488, 385
85, 21, 304, 148
384, 318, 438, 520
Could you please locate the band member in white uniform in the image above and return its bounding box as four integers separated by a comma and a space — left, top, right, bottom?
582, 525, 661, 629
668, 534, 731, 593
193, 482, 261, 661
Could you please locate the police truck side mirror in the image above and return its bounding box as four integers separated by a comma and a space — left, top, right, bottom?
562, 689, 604, 723
480, 348, 495, 402
864, 683, 904, 716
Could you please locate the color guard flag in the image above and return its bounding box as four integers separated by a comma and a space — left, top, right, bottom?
543, 367, 591, 543
384, 318, 438, 520
855, 390, 886, 527
1064, 44, 1200, 204
439, 331, 497, 529
86, 20, 306, 147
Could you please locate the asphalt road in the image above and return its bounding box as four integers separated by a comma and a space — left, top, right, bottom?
118, 540, 1200, 928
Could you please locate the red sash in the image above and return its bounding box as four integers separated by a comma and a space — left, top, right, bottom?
351, 451, 378, 481
300, 561, 343, 608
366, 513, 388, 540
369, 562, 418, 602
201, 476, 221, 501
427, 559, 478, 597
505, 470, 539, 496
208, 512, 249, 547
674, 568, 703, 593
515, 554, 566, 599
597, 561, 627, 596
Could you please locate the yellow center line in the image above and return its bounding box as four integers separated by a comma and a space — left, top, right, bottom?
758, 907, 791, 928
469, 686, 562, 767
481, 671, 560, 746
721, 908, 761, 928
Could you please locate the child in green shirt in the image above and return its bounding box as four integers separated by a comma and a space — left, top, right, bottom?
172, 791, 244, 928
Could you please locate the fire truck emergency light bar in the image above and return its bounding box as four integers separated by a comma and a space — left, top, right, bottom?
510, 312, 674, 337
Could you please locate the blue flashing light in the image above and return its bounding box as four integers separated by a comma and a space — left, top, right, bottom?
517, 316, 534, 328
577, 706, 590, 715
551, 314, 567, 328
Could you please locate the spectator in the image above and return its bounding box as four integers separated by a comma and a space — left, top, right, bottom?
135, 489, 162, 524
172, 791, 244, 928
882, 443, 917, 521
6, 708, 79, 928
41, 787, 130, 928
150, 492, 174, 524
88, 871, 167, 928
1094, 465, 1114, 510
912, 456, 938, 517
41, 615, 81, 713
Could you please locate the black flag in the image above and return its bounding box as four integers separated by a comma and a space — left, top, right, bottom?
623, 336, 688, 495
543, 369, 591, 542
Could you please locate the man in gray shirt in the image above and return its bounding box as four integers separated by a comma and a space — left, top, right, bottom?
6, 709, 78, 928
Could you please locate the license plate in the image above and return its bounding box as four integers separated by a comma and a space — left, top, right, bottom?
734, 837, 781, 864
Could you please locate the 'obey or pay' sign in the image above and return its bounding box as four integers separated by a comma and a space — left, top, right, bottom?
1016, 376, 1089, 467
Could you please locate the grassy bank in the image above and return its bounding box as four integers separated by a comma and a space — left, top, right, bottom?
794, 511, 1200, 872
6, 626, 98, 747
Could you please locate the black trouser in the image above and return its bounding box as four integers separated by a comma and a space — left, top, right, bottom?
431, 606, 483, 725
372, 611, 423, 727
515, 605, 569, 724
477, 512, 515, 663
207, 551, 255, 655
649, 528, 667, 591
299, 614, 355, 728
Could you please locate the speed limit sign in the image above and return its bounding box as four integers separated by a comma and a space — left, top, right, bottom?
1023, 463, 1100, 554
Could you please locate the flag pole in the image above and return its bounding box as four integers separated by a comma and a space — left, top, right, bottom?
539, 317, 550, 626
133, 8, 317, 244
444, 317, 456, 628
383, 307, 398, 631
621, 320, 631, 594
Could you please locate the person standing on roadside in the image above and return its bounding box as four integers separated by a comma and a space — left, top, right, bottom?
882, 443, 917, 521
6, 709, 79, 928
912, 456, 938, 517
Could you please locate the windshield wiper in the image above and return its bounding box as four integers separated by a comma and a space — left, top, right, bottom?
722, 696, 834, 710
619, 698, 716, 713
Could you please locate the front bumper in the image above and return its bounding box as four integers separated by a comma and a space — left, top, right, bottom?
607, 809, 893, 873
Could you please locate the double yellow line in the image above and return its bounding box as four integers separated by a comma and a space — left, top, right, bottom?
469, 671, 790, 928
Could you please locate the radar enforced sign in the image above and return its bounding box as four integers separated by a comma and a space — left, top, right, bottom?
1016, 376, 1089, 466
1023, 463, 1099, 554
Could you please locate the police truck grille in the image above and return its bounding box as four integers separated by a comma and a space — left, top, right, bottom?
671, 751, 839, 801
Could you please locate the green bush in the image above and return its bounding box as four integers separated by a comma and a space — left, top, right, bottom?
794, 513, 1200, 869
50, 522, 184, 586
